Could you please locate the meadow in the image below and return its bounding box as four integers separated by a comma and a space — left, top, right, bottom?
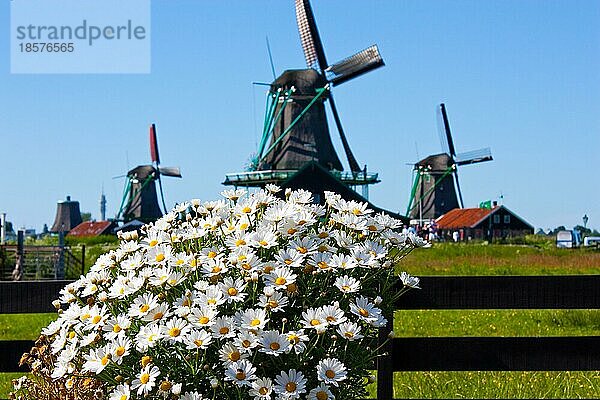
1, 239, 599, 398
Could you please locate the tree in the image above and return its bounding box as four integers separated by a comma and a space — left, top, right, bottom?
574, 225, 592, 237
81, 212, 92, 222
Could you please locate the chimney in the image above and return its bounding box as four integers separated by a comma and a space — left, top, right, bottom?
493, 201, 498, 207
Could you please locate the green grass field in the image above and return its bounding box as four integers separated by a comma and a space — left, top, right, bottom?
1, 242, 599, 399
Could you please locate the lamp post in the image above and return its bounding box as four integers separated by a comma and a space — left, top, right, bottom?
583, 214, 588, 229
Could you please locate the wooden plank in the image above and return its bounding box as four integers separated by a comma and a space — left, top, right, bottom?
376, 310, 394, 400
396, 275, 600, 309
0, 340, 32, 372
0, 280, 72, 314
391, 336, 600, 371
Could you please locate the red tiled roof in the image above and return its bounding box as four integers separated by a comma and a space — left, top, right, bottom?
68, 221, 115, 237
436, 207, 495, 229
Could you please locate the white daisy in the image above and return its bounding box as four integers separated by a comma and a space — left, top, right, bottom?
317, 358, 347, 387
258, 331, 288, 356
184, 329, 212, 350
249, 376, 274, 399
225, 359, 257, 387
264, 267, 296, 290
240, 309, 269, 331
161, 317, 190, 343
109, 383, 131, 400
274, 369, 307, 398
334, 275, 361, 294
131, 364, 160, 396
336, 321, 364, 341
219, 277, 247, 303
308, 383, 335, 400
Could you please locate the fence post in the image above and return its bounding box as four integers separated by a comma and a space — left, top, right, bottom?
12, 230, 24, 281
81, 244, 86, 276
56, 232, 65, 280
377, 308, 394, 400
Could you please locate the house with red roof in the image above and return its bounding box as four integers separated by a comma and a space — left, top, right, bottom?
67, 221, 117, 237
436, 204, 533, 241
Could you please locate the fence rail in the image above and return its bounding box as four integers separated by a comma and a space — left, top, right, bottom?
0, 276, 599, 399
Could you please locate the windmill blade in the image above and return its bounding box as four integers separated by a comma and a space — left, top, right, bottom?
295, 0, 328, 72
455, 148, 493, 166
158, 166, 182, 178
439, 103, 456, 157
328, 93, 361, 173
325, 45, 384, 86
453, 170, 465, 209
149, 123, 160, 163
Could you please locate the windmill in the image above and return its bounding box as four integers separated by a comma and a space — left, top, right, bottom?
406, 103, 492, 221
224, 0, 385, 199
116, 124, 182, 223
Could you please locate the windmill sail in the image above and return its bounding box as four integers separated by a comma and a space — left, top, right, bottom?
295, 0, 328, 71
326, 45, 384, 86
149, 123, 160, 163
455, 148, 493, 166
439, 103, 456, 157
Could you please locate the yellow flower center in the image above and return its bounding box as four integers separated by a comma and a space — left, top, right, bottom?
228, 287, 238, 296
359, 308, 369, 317
169, 327, 181, 337
194, 339, 204, 347
250, 319, 261, 327
284, 259, 293, 265
92, 315, 101, 324
297, 246, 308, 254
267, 300, 278, 309
240, 223, 249, 230
115, 346, 126, 357
68, 331, 76, 339
345, 331, 354, 338
207, 299, 217, 305
182, 298, 191, 307
149, 240, 158, 247
318, 245, 328, 252
199, 316, 210, 324
259, 240, 268, 246
286, 283, 298, 293
298, 220, 306, 225
159, 381, 172, 391
242, 340, 251, 348
140, 304, 150, 313
318, 232, 329, 238
317, 390, 328, 400
153, 312, 164, 320
275, 277, 287, 285
287, 228, 297, 235
81, 313, 90, 321
368, 225, 378, 231
235, 239, 246, 247
310, 319, 321, 326
120, 395, 127, 400
101, 355, 110, 366
219, 327, 230, 335
288, 334, 300, 344
212, 266, 222, 273
141, 356, 152, 367
317, 261, 328, 269
326, 316, 336, 322
242, 206, 252, 213
236, 371, 246, 380
269, 342, 281, 351
264, 265, 274, 273
325, 369, 336, 379
229, 351, 240, 361
352, 208, 362, 215
113, 324, 122, 333
259, 387, 269, 395
176, 259, 185, 265
155, 253, 165, 262
242, 263, 251, 270
207, 251, 217, 258
285, 382, 297, 392
140, 373, 150, 384
191, 259, 198, 267
342, 285, 351, 291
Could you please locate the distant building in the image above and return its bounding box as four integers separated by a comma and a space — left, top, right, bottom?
68, 221, 117, 237
436, 205, 534, 241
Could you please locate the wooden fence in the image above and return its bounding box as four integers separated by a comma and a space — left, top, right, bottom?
1, 276, 599, 399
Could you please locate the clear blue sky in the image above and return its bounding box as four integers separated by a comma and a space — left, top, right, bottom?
1, 0, 599, 233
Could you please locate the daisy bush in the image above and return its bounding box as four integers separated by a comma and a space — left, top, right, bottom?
12, 187, 424, 400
